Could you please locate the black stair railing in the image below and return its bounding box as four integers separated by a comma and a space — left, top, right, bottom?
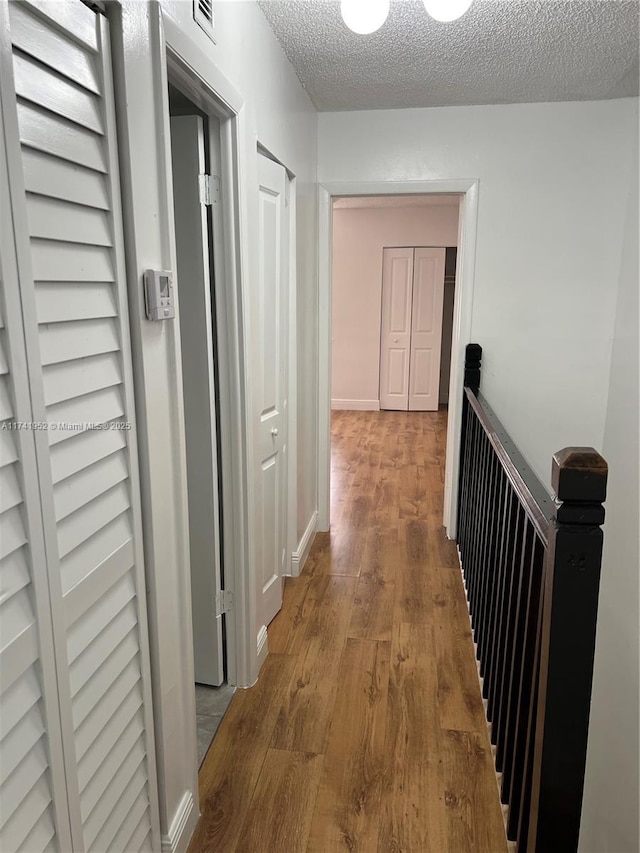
457, 343, 607, 853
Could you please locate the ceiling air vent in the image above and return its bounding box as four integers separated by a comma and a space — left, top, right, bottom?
194, 0, 215, 42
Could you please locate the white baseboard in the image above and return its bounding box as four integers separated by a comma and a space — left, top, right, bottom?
161, 790, 198, 853
257, 625, 269, 673
290, 510, 318, 577
331, 398, 380, 411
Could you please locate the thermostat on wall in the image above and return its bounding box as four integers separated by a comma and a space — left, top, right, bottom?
144, 269, 175, 321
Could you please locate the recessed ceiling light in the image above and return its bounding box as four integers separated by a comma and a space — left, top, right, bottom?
340, 0, 390, 34
423, 0, 474, 22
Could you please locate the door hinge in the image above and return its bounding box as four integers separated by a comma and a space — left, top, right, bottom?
198, 173, 220, 206
215, 590, 234, 617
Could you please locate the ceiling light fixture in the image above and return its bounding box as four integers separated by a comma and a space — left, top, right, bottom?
340, 0, 390, 34
422, 0, 474, 22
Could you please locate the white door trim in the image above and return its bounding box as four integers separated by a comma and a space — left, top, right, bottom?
318, 180, 479, 537
112, 6, 256, 852
163, 41, 253, 691
286, 176, 299, 578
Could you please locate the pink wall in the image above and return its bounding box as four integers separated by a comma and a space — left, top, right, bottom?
332, 202, 460, 408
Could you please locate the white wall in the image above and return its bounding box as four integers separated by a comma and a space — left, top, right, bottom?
321, 97, 639, 849
319, 99, 638, 484
332, 203, 459, 407
161, 0, 318, 545
579, 138, 639, 853
116, 2, 318, 848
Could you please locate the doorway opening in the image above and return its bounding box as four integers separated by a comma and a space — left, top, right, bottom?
167, 82, 234, 767
318, 180, 479, 537
329, 194, 461, 525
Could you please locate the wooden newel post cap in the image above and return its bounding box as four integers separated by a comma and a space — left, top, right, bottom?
551, 447, 608, 503
465, 343, 482, 365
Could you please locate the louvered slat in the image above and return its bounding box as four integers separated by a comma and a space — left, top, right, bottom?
47, 387, 125, 446
75, 658, 141, 761
0, 624, 39, 695
68, 572, 136, 658
57, 481, 130, 557
72, 630, 139, 730
0, 739, 49, 826
93, 785, 149, 853
0, 461, 22, 512
136, 828, 154, 853
0, 332, 8, 373
80, 707, 144, 823
43, 351, 122, 407
0, 506, 27, 561
69, 602, 138, 696
60, 512, 131, 595
0, 426, 18, 467
23, 150, 109, 210
17, 808, 56, 853
1, 773, 54, 851
0, 587, 38, 658
83, 738, 146, 845
54, 448, 128, 521
22, 0, 99, 52
0, 703, 45, 786
17, 103, 107, 172
39, 317, 120, 365
64, 540, 134, 627
0, 666, 40, 740
76, 686, 143, 793
9, 2, 100, 94
27, 193, 112, 245
50, 424, 125, 484
36, 282, 117, 324
0, 375, 13, 419
13, 51, 103, 133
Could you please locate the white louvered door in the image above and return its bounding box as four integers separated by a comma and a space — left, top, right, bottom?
0, 2, 160, 851
0, 80, 73, 853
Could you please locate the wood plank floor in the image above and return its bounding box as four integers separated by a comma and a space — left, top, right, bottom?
189, 410, 508, 853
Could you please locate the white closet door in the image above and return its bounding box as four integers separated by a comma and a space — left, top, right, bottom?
256, 153, 288, 629
0, 98, 73, 853
408, 248, 445, 412
2, 2, 159, 850
379, 248, 413, 411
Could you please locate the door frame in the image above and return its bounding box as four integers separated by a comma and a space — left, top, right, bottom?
318, 180, 479, 537
111, 6, 257, 850
164, 43, 251, 693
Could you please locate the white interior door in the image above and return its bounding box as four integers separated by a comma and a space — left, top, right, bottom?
408, 248, 445, 411
256, 153, 288, 629
170, 116, 224, 686
379, 247, 413, 410
1, 2, 160, 848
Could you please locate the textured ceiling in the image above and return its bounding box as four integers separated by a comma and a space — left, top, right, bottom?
258, 0, 639, 110
333, 194, 461, 207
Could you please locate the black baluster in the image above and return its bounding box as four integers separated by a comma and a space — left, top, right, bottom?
477, 454, 505, 670
480, 468, 508, 679
495, 505, 527, 770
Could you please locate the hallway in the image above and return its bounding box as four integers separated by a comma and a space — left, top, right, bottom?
189, 410, 508, 852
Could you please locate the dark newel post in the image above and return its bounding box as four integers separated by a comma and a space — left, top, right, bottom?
528, 448, 608, 853
464, 343, 482, 394
458, 344, 482, 544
